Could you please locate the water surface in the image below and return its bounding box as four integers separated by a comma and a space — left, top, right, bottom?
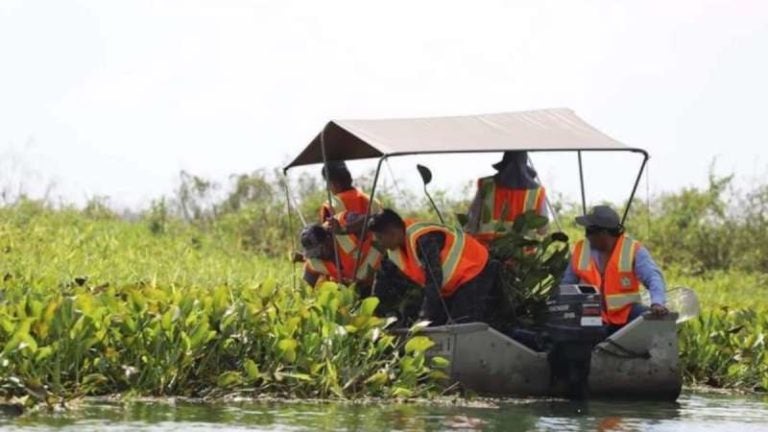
2, 392, 767, 431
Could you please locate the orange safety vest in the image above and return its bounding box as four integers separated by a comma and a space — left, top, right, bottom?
319, 188, 380, 221
387, 220, 489, 298
571, 234, 642, 326
304, 221, 383, 285
474, 176, 545, 244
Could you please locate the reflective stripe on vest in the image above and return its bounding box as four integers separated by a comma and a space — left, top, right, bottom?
476, 177, 543, 236
605, 292, 643, 310
356, 247, 382, 281
330, 194, 347, 212
571, 235, 641, 324
405, 222, 466, 286
322, 188, 380, 221
306, 258, 335, 277
335, 233, 356, 254
618, 234, 638, 273
307, 238, 380, 283
577, 239, 592, 272
388, 220, 489, 297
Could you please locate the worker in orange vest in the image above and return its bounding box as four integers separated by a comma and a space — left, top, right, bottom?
300, 216, 382, 292
368, 209, 499, 325
561, 205, 668, 331
465, 151, 548, 245
319, 161, 381, 222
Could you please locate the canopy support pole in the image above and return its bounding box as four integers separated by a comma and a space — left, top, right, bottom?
577, 151, 587, 215
352, 156, 385, 297
621, 153, 649, 227
319, 129, 343, 280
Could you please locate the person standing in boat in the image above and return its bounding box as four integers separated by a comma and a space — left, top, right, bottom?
561, 205, 668, 330
319, 161, 381, 222
368, 209, 499, 325
465, 151, 548, 245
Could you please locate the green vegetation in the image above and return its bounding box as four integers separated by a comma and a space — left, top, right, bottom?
488, 212, 570, 331
0, 200, 446, 407
0, 167, 766, 407
627, 173, 768, 392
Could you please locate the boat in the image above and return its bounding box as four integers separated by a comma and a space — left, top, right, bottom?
284, 108, 697, 400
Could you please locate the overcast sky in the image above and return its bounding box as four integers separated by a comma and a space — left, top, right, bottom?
1, 0, 767, 209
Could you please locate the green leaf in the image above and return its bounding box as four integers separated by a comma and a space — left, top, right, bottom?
3, 318, 33, 355
282, 372, 312, 382
364, 371, 389, 387
278, 338, 298, 363
391, 386, 413, 398
429, 370, 450, 381
35, 346, 54, 362
405, 336, 435, 354
259, 278, 276, 298
244, 359, 260, 381
360, 297, 379, 317
408, 320, 431, 334
216, 371, 243, 388
431, 356, 450, 369
82, 373, 108, 387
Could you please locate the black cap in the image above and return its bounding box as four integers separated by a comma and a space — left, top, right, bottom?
300, 224, 329, 258
575, 205, 621, 229
491, 151, 537, 177
321, 161, 350, 180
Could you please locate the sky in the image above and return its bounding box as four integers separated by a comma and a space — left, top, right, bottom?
1, 0, 767, 210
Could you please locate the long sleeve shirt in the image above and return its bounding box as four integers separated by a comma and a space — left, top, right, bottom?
415, 232, 446, 319
561, 244, 667, 305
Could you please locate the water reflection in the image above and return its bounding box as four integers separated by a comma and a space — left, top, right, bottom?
1, 393, 767, 432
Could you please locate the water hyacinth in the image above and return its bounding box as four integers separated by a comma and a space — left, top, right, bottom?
679, 307, 768, 391
0, 279, 445, 404
0, 202, 445, 406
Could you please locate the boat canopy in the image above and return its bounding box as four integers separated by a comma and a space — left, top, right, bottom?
285, 108, 642, 169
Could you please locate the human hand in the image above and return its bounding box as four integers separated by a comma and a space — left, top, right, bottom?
650, 303, 669, 316
325, 218, 343, 234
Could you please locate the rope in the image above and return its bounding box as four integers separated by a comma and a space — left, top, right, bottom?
596, 339, 651, 360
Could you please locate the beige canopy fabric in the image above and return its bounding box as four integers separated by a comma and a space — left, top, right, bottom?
286, 108, 642, 169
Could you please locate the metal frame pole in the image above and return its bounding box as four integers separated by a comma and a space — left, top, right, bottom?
622, 153, 649, 226
353, 156, 385, 297
319, 129, 343, 279
577, 151, 587, 215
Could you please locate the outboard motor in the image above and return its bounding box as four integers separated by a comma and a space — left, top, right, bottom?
545, 284, 606, 399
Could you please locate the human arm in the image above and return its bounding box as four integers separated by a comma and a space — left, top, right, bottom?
560, 261, 580, 285
415, 232, 446, 321
303, 265, 320, 287
634, 246, 668, 315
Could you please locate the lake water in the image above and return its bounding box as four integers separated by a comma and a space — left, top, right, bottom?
2, 392, 767, 431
